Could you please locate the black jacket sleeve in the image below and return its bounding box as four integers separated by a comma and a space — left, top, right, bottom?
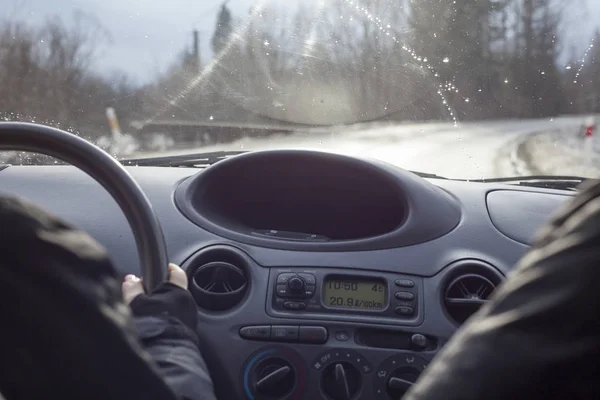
403, 180, 600, 400
0, 195, 216, 400
130, 283, 217, 400
0, 196, 180, 400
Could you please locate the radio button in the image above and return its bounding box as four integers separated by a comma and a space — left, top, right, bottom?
277, 273, 296, 284
287, 277, 306, 293
395, 279, 415, 288
299, 326, 328, 344
298, 273, 316, 285
395, 291, 415, 301
395, 306, 415, 317
276, 284, 290, 297
304, 285, 316, 297
283, 301, 307, 310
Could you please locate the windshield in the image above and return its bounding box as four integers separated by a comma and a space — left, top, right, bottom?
1, 0, 599, 179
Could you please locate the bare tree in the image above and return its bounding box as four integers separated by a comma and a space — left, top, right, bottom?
0, 11, 142, 164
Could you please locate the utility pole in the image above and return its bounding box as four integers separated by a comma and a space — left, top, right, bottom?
192, 29, 201, 73
522, 0, 534, 117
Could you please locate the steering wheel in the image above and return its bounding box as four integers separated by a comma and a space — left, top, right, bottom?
0, 122, 168, 292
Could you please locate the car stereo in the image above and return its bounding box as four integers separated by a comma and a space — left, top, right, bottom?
268, 268, 422, 325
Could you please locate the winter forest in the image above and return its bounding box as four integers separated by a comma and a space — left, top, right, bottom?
0, 0, 599, 139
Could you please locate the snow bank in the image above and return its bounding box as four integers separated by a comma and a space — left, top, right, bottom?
519, 124, 600, 178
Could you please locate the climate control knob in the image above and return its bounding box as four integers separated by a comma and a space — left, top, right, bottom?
386, 367, 420, 399
287, 276, 305, 293
373, 354, 428, 400
321, 362, 362, 400
250, 357, 296, 399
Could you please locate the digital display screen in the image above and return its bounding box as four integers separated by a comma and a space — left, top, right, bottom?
323, 276, 387, 310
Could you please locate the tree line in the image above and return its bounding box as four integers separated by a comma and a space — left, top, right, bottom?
0, 0, 598, 140
204, 0, 600, 124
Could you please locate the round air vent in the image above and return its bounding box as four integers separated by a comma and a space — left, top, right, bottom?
184, 246, 250, 311
442, 261, 504, 325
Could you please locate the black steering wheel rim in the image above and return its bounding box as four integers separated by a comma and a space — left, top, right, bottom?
0, 122, 168, 292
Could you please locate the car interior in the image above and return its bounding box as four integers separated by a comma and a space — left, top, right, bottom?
0, 122, 576, 400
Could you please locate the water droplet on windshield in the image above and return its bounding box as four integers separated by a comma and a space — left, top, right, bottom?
465, 98, 470, 103
504, 79, 509, 84
442, 57, 450, 63
209, 115, 214, 120
263, 40, 269, 46
565, 65, 572, 70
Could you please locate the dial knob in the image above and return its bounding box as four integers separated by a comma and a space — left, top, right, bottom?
287, 276, 305, 293
386, 367, 420, 399
321, 362, 361, 400
251, 357, 296, 399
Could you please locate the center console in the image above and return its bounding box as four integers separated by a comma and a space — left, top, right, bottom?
184, 245, 503, 400
232, 268, 438, 400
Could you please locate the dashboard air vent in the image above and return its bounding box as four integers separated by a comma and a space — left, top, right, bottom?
442, 261, 503, 325
184, 246, 250, 311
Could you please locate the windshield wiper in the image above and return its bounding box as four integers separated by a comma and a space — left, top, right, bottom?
121, 151, 246, 167
467, 175, 591, 191
408, 171, 448, 179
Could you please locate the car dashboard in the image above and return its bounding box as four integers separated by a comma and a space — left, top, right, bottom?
0, 150, 574, 400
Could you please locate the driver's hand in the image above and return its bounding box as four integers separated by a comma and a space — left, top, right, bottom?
121, 263, 197, 334
122, 263, 188, 304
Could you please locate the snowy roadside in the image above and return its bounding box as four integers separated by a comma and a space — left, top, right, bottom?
518, 127, 600, 178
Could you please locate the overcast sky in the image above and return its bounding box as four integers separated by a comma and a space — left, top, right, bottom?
8, 0, 600, 85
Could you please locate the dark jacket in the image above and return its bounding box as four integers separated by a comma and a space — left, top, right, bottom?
131, 284, 217, 400
404, 179, 600, 400
0, 195, 216, 400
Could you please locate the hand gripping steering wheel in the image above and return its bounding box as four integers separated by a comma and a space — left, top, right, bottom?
0, 122, 168, 291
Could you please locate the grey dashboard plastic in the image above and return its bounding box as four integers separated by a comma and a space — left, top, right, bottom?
486, 190, 570, 245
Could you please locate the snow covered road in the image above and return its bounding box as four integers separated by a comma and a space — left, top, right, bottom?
132, 115, 594, 179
